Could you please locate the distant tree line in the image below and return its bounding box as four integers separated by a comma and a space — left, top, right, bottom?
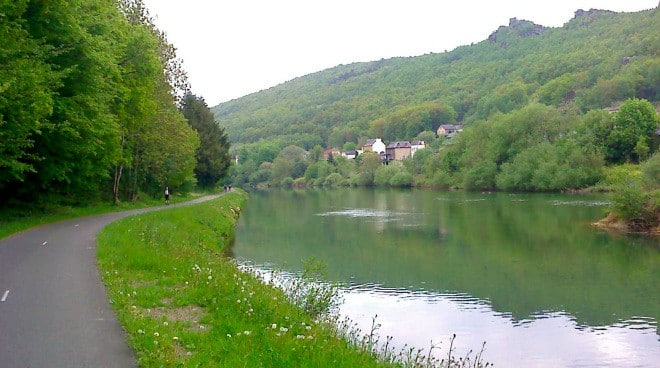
0, 0, 230, 207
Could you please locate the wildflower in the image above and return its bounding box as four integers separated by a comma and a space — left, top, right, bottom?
279, 327, 288, 333
307, 335, 314, 340
208, 275, 212, 280
173, 336, 179, 341
271, 324, 277, 329
226, 334, 232, 338
243, 330, 251, 335
137, 329, 144, 334
237, 299, 241, 304
154, 332, 160, 337
163, 321, 169, 326
296, 335, 305, 339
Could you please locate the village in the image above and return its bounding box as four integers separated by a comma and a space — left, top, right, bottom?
324, 124, 463, 163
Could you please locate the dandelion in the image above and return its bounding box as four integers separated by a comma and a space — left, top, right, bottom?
163, 321, 169, 326
243, 330, 251, 335
154, 332, 160, 337
208, 275, 212, 280
137, 329, 144, 334
306, 325, 312, 330
173, 336, 179, 341
271, 324, 277, 329
279, 327, 288, 333
237, 299, 241, 304
226, 334, 232, 338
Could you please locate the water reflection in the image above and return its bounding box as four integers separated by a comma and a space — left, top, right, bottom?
339, 284, 659, 368
232, 188, 660, 367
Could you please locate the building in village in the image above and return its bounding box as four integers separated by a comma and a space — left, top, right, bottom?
323, 148, 342, 160
436, 124, 463, 138
343, 150, 358, 159
386, 141, 412, 161
410, 140, 427, 157
362, 138, 387, 154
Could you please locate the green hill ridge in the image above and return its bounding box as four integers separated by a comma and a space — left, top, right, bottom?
212, 7, 658, 149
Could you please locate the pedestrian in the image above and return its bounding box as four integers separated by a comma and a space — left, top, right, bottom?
164, 186, 170, 205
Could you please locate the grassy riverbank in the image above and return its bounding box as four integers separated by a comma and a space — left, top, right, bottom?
97, 190, 392, 367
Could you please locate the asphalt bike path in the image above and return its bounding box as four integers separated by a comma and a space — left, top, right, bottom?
0, 194, 223, 367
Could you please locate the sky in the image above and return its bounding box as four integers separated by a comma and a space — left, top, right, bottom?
141, 0, 658, 106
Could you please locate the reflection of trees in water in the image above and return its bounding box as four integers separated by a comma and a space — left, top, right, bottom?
234, 189, 660, 327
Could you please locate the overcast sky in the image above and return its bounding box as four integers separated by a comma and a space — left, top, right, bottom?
141, 0, 658, 106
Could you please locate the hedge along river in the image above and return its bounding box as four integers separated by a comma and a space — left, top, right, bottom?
229, 188, 660, 367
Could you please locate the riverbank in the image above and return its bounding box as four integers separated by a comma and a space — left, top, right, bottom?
96, 190, 394, 367
592, 212, 660, 236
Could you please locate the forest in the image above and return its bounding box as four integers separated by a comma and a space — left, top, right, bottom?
0, 0, 231, 207
213, 8, 659, 223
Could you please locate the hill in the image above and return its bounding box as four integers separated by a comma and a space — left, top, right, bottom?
212, 7, 658, 150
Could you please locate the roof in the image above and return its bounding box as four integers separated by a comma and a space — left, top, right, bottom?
411, 140, 426, 146
386, 141, 412, 149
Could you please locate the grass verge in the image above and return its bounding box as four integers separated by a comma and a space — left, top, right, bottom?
0, 191, 207, 240
97, 190, 392, 367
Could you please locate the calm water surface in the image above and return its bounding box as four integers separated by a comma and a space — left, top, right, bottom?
231, 188, 659, 367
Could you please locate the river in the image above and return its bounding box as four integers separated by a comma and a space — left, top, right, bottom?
230, 188, 659, 367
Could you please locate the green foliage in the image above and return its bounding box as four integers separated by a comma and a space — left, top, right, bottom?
0, 0, 200, 206
389, 171, 413, 187
374, 164, 401, 187
611, 176, 650, 221
214, 8, 657, 151
324, 173, 346, 187
606, 98, 659, 163
641, 152, 660, 188
211, 9, 657, 191
182, 94, 231, 187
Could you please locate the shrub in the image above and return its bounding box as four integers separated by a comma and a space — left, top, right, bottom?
390, 172, 413, 187
324, 173, 344, 187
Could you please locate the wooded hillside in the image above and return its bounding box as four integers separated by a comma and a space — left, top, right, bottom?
211, 7, 658, 202
212, 8, 658, 150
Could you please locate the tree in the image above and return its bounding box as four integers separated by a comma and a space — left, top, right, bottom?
605, 98, 659, 163
182, 94, 231, 187
0, 0, 54, 189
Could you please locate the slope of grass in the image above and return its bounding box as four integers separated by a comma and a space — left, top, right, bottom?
97, 190, 393, 367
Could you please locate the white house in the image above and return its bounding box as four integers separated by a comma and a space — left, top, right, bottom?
363, 138, 386, 154
410, 140, 427, 157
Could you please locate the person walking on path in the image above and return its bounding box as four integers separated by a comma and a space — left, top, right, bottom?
164, 187, 170, 205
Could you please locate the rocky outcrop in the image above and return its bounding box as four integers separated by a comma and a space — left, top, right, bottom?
488, 18, 548, 45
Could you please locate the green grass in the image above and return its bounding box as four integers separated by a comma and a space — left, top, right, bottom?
97, 190, 393, 367
0, 191, 207, 240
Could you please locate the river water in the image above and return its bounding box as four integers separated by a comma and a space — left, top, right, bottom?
230, 188, 659, 367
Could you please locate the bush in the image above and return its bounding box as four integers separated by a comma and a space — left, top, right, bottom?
324, 173, 344, 187
611, 177, 649, 220
374, 165, 398, 187
281, 177, 294, 188
390, 172, 413, 187
641, 152, 660, 188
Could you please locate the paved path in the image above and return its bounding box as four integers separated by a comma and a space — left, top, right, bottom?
0, 194, 223, 367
